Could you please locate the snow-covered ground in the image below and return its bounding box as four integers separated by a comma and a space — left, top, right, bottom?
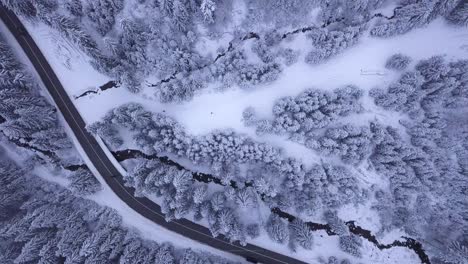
17, 14, 468, 263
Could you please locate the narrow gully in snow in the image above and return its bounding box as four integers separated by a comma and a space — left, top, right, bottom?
109, 147, 431, 264
146, 6, 401, 88
74, 80, 120, 99
80, 6, 400, 98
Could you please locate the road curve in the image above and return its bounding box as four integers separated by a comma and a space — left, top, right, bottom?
0, 5, 308, 264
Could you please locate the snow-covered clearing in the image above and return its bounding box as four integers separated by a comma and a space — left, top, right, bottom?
22, 18, 468, 165
171, 19, 468, 137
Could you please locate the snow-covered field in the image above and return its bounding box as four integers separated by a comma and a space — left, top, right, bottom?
18, 13, 468, 263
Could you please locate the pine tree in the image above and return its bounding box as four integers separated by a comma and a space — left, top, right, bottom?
446, 0, 468, 26
385, 53, 412, 71
200, 0, 216, 23
339, 235, 362, 257
265, 214, 289, 244
289, 219, 314, 250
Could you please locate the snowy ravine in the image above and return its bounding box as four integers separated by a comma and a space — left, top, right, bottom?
107, 146, 429, 264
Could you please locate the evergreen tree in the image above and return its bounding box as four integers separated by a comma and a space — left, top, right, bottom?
265, 214, 289, 244
385, 53, 412, 71
446, 0, 468, 26
339, 235, 363, 257
200, 0, 216, 23
289, 219, 314, 250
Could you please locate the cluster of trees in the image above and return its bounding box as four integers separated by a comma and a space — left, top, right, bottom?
339, 235, 363, 257
319, 256, 353, 264
91, 103, 371, 248
372, 56, 468, 112
154, 46, 283, 102
272, 162, 368, 217
68, 168, 102, 195
0, 155, 238, 264
1, 0, 99, 57
90, 60, 468, 260
90, 95, 467, 260
370, 0, 466, 37
385, 53, 411, 71
208, 50, 282, 89
4, 0, 467, 105
187, 130, 282, 165
317, 0, 384, 26
90, 103, 189, 155
303, 0, 467, 65
370, 119, 468, 262
0, 33, 100, 194
305, 26, 365, 65
251, 34, 300, 65
84, 0, 124, 36
370, 122, 435, 195
90, 103, 284, 167
370, 56, 468, 261
306, 124, 372, 165
1, 0, 37, 17
0, 36, 61, 147
243, 0, 316, 29
126, 158, 195, 221
446, 0, 468, 26
126, 158, 255, 244
244, 86, 364, 139
2, 0, 208, 98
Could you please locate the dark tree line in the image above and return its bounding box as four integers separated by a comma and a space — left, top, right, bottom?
0, 33, 100, 195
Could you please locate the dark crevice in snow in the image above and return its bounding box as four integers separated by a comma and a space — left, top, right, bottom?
147, 71, 178, 87
282, 6, 402, 39
213, 32, 260, 62
0, 132, 60, 162
63, 163, 88, 171
282, 18, 346, 39
111, 148, 250, 188
146, 32, 260, 88
272, 207, 430, 264
213, 42, 234, 63
348, 222, 430, 264
372, 6, 403, 20
146, 5, 401, 88
74, 80, 120, 99
271, 207, 335, 234
0, 114, 5, 124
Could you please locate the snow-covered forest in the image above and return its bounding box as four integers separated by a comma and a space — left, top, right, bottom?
0, 31, 242, 263
1, 0, 468, 263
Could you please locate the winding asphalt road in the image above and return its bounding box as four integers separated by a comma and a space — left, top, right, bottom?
0, 5, 308, 264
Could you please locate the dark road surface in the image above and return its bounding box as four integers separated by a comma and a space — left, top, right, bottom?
0, 5, 308, 264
